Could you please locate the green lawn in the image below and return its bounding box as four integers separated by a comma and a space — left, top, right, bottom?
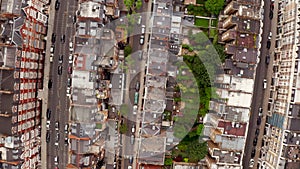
194, 18, 210, 28
209, 28, 217, 38
211, 19, 218, 27
96, 123, 102, 129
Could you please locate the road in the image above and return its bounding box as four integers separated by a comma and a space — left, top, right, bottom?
121, 1, 152, 169
242, 0, 275, 168
46, 1, 78, 169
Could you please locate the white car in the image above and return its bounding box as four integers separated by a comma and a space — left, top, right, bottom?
139, 35, 144, 45
249, 159, 254, 168
263, 79, 267, 89
141, 25, 145, 34
131, 125, 135, 133
133, 105, 137, 115
69, 54, 73, 63
46, 120, 50, 130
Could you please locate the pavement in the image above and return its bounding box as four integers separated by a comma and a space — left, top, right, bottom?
39, 1, 57, 169
45, 0, 78, 169
242, 0, 276, 168
121, 1, 153, 169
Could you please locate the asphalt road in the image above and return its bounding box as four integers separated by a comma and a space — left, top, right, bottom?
242, 0, 274, 168
46, 0, 78, 169
122, 1, 151, 169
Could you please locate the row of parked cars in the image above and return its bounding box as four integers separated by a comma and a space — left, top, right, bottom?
249, 107, 264, 167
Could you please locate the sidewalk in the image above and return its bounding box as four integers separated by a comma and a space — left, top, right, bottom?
40, 1, 56, 169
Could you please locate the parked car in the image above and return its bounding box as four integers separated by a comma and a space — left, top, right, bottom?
69, 54, 73, 63
58, 66, 62, 75
48, 79, 53, 89
55, 132, 60, 142
269, 10, 273, 19
263, 79, 267, 89
251, 148, 256, 158
64, 137, 69, 145
46, 131, 50, 143
129, 156, 133, 164
268, 32, 272, 40
67, 78, 72, 87
46, 120, 50, 130
50, 45, 55, 53
59, 55, 63, 64
55, 121, 59, 131
253, 137, 258, 146
267, 40, 271, 49
255, 128, 260, 136
139, 35, 144, 45
133, 105, 137, 115
64, 124, 69, 134
68, 66, 72, 74
131, 125, 135, 133
137, 16, 142, 25
54, 156, 59, 165
50, 54, 53, 63
51, 33, 56, 43
141, 25, 145, 34
249, 159, 254, 167
135, 82, 140, 91
46, 109, 51, 120
265, 55, 270, 64
258, 107, 263, 116
55, 0, 60, 10
61, 35, 65, 43
257, 116, 262, 125
72, 15, 77, 24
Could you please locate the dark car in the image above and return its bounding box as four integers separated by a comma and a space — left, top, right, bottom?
51, 33, 56, 43
64, 137, 69, 145
269, 10, 273, 19
59, 55, 63, 64
58, 66, 62, 75
255, 128, 260, 136
253, 137, 258, 146
55, 0, 60, 10
67, 78, 72, 87
257, 116, 262, 125
46, 131, 50, 143
251, 148, 256, 158
46, 109, 51, 120
270, 2, 274, 10
48, 79, 53, 89
73, 15, 77, 24
61, 35, 65, 43
267, 40, 271, 49
265, 55, 270, 64
135, 82, 140, 91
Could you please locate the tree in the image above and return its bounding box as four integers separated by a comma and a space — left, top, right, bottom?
124, 45, 132, 57
164, 158, 173, 166
135, 0, 142, 10
119, 124, 128, 134
204, 0, 225, 16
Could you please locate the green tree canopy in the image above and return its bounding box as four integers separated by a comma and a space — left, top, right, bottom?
204, 0, 225, 16
119, 124, 128, 134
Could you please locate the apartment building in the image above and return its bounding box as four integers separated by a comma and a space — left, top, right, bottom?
203, 0, 261, 168
0, 0, 48, 168
259, 0, 300, 168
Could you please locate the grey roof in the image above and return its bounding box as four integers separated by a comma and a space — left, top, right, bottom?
215, 135, 245, 151
223, 59, 255, 78
0, 0, 22, 15
138, 137, 166, 165
143, 111, 162, 124
211, 149, 241, 164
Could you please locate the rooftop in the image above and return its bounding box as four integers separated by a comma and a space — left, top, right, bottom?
225, 44, 257, 64
138, 137, 166, 165
217, 120, 247, 136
